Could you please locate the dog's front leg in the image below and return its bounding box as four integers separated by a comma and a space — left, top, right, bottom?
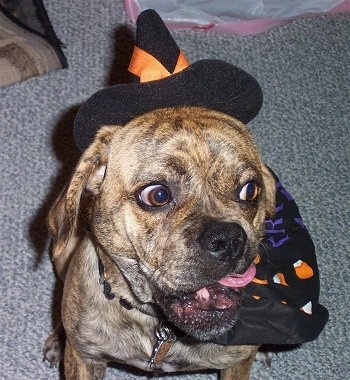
64, 339, 106, 380
43, 321, 64, 368
220, 349, 257, 380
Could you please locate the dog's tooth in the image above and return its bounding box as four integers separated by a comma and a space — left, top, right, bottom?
195, 287, 210, 301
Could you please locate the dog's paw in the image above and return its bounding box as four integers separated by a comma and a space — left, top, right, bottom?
43, 333, 62, 368
255, 351, 274, 367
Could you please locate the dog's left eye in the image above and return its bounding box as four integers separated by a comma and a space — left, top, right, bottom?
239, 181, 261, 202
138, 184, 172, 207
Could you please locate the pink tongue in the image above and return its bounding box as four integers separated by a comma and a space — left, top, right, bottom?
194, 264, 256, 301
218, 264, 256, 288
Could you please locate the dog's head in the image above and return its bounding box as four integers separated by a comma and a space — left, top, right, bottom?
49, 107, 275, 341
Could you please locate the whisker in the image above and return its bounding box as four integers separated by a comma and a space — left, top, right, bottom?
258, 241, 275, 267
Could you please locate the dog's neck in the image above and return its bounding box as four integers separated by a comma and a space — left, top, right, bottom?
97, 256, 134, 309
97, 252, 179, 369
96, 249, 161, 317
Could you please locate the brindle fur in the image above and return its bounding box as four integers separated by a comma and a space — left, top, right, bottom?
43, 107, 275, 379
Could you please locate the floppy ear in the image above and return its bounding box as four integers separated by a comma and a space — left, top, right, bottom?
47, 126, 116, 272
261, 163, 276, 218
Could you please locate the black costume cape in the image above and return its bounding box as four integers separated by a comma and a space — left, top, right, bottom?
213, 170, 329, 345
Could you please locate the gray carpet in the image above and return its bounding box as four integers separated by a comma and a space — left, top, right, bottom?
0, 1, 349, 379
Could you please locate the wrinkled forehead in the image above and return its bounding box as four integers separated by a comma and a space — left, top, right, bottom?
107, 108, 261, 187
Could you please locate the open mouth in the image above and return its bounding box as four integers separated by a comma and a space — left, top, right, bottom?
158, 264, 256, 341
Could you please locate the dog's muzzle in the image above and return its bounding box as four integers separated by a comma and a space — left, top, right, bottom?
155, 221, 256, 341
157, 263, 256, 341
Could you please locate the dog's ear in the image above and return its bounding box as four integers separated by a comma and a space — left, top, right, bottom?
47, 126, 116, 265
261, 163, 276, 218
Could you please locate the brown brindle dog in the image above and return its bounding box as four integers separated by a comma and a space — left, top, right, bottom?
43, 106, 276, 379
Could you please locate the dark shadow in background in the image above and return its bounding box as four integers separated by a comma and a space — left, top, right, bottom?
106, 25, 135, 86
29, 105, 81, 270
29, 24, 135, 269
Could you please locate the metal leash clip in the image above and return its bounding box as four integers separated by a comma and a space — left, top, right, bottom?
149, 323, 175, 369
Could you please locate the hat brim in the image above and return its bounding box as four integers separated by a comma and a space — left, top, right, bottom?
74, 59, 263, 151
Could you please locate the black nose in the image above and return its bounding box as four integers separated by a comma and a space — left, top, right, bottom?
199, 221, 247, 262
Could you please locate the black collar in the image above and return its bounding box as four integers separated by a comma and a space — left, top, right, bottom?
98, 257, 133, 310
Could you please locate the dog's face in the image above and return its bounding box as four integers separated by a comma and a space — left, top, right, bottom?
49, 107, 275, 342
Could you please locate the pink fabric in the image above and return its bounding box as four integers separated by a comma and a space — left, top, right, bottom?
124, 0, 350, 35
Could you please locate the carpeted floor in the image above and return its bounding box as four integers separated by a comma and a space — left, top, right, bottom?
0, 1, 349, 379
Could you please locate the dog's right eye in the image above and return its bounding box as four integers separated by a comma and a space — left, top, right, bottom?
138, 184, 172, 208
239, 181, 261, 202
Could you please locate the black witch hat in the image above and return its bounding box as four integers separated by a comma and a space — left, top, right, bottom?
73, 9, 263, 151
